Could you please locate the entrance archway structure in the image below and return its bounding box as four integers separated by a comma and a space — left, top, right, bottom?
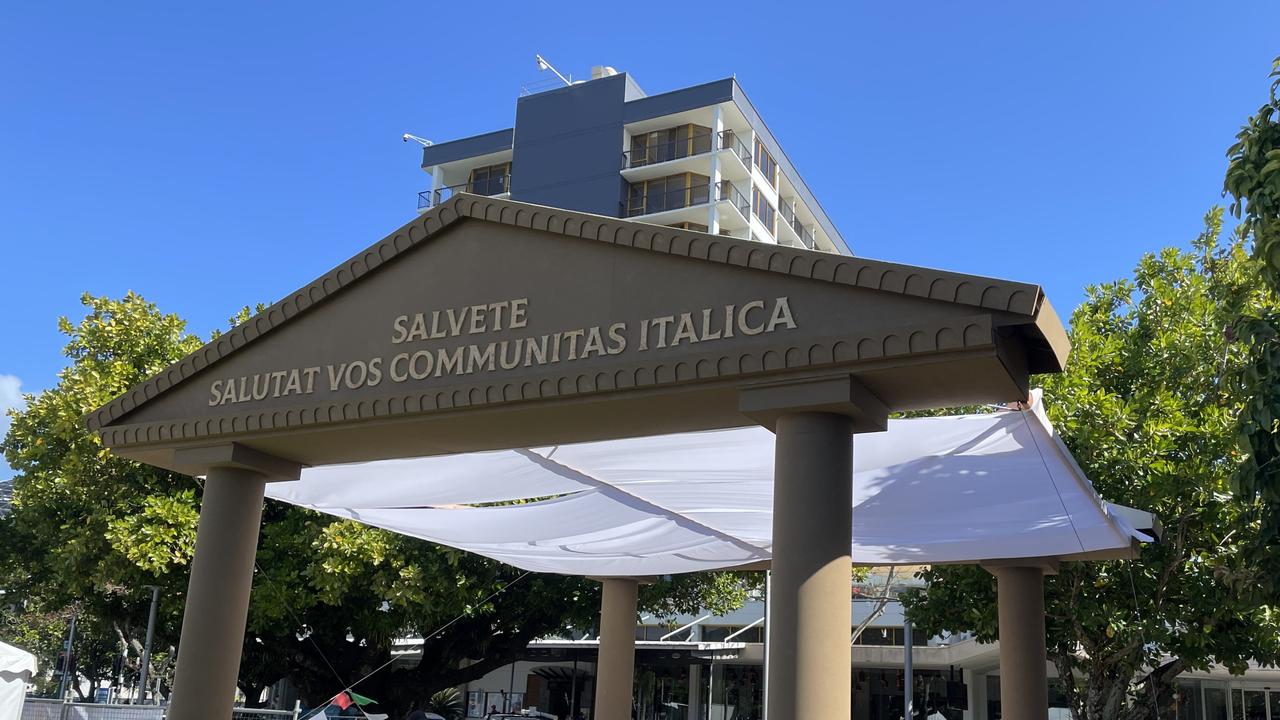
88, 194, 1071, 720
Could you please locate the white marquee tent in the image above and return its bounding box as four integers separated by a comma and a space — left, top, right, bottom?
0, 640, 36, 720
266, 391, 1152, 575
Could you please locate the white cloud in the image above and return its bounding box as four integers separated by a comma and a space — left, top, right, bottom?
0, 374, 25, 481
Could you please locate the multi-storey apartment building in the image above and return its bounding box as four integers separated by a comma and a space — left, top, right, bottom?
415, 67, 849, 255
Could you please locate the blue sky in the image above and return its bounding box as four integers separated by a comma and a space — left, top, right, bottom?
1, 3, 1277, 479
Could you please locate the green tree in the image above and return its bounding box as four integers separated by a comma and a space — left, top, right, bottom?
1225, 58, 1280, 592
901, 211, 1280, 720
0, 292, 203, 699
1, 293, 756, 712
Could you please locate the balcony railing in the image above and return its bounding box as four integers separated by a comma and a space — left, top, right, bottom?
796, 224, 816, 249
625, 183, 713, 217
623, 134, 713, 169
621, 130, 754, 170
718, 130, 752, 166
779, 201, 796, 226
778, 201, 816, 249
622, 180, 752, 226
417, 175, 511, 210
717, 181, 750, 221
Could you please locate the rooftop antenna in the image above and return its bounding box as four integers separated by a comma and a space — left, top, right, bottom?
535, 54, 572, 87
402, 133, 433, 148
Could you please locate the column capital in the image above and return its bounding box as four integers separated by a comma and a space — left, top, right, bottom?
587, 576, 657, 585
981, 557, 1061, 576
171, 442, 304, 481
738, 372, 887, 432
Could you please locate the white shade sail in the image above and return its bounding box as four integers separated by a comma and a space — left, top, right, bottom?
0, 640, 36, 720
265, 391, 1150, 576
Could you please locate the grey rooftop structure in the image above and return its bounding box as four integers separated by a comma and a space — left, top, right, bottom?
418, 70, 851, 255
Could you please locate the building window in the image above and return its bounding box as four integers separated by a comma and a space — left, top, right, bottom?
626, 173, 711, 216
752, 187, 776, 236
703, 625, 764, 643
467, 163, 510, 196
634, 625, 673, 641
667, 222, 709, 233
628, 124, 713, 167
753, 138, 778, 187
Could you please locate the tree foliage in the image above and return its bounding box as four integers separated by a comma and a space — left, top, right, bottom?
1226, 57, 1280, 589
1, 292, 203, 699
0, 293, 756, 712
902, 211, 1280, 720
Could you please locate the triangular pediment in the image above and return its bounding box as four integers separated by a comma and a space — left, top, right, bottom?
88, 195, 1068, 469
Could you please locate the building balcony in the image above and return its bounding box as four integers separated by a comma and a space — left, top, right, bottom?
622, 181, 751, 234
777, 202, 816, 249
620, 131, 753, 183
417, 175, 511, 212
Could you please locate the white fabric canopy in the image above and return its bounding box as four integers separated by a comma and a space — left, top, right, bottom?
266, 391, 1150, 575
0, 640, 36, 720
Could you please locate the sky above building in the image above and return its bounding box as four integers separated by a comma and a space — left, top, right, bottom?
1, 3, 1278, 479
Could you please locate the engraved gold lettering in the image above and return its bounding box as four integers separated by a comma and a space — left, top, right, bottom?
467, 343, 496, 373
283, 369, 302, 396
767, 296, 796, 332
302, 367, 320, 393
510, 298, 528, 329
409, 350, 433, 379
606, 322, 627, 354
499, 339, 524, 370
406, 314, 428, 342
468, 304, 488, 334
390, 353, 410, 382
526, 335, 548, 365
436, 346, 464, 376
699, 308, 722, 341
251, 373, 271, 401
446, 308, 465, 336
563, 329, 585, 360
489, 302, 508, 331
391, 315, 409, 344
220, 380, 237, 405
671, 313, 698, 346
343, 361, 368, 389
581, 326, 606, 358
652, 316, 675, 348
738, 301, 766, 335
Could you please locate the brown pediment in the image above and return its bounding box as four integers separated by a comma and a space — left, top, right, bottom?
87, 195, 1068, 472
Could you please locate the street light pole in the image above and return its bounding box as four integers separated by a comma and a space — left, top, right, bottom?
57, 613, 78, 700
137, 586, 161, 704
903, 620, 913, 720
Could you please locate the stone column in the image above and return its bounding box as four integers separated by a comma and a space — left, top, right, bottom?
593, 578, 639, 720
708, 105, 723, 234
740, 374, 886, 720
766, 411, 855, 720
167, 466, 267, 720
989, 562, 1055, 720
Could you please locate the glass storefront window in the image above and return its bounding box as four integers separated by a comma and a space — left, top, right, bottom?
634, 665, 690, 720
1204, 686, 1229, 720
985, 677, 1071, 720
703, 664, 763, 720
1235, 689, 1268, 720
